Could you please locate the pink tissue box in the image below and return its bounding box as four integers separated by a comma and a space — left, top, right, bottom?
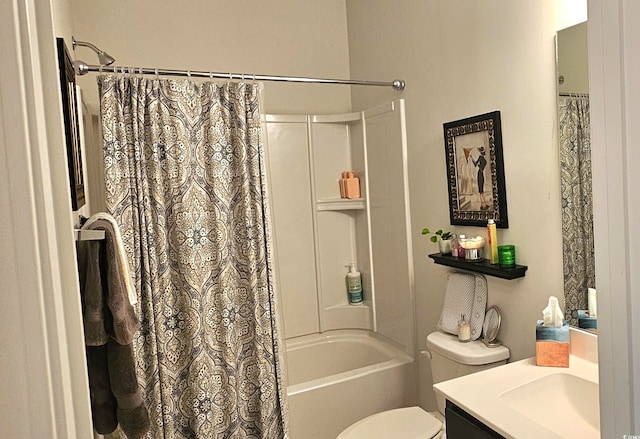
535, 320, 570, 368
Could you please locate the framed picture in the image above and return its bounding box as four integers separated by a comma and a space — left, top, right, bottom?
56, 37, 85, 211
443, 111, 508, 228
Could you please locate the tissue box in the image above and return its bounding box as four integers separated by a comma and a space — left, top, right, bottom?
577, 310, 597, 330
535, 320, 570, 367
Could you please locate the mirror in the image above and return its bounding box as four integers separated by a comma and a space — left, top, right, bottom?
482, 306, 502, 347
555, 22, 596, 329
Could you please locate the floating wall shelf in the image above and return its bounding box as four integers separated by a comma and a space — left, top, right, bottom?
428, 253, 528, 280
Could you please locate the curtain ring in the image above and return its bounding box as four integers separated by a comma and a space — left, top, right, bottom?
155, 68, 159, 80
187, 70, 191, 78
113, 65, 117, 74
99, 64, 103, 74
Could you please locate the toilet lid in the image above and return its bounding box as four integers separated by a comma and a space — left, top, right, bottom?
337, 406, 442, 439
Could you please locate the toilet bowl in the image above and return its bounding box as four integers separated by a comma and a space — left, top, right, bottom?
337, 331, 510, 439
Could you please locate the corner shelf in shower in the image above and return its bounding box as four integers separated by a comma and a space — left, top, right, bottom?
316, 198, 366, 211
428, 253, 528, 280
324, 302, 373, 330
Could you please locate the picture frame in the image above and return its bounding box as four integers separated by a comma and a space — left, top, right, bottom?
56, 37, 85, 211
443, 111, 508, 228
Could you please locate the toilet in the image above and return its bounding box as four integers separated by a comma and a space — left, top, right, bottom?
337, 330, 510, 439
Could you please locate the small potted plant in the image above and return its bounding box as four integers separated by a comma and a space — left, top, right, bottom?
422, 227, 453, 255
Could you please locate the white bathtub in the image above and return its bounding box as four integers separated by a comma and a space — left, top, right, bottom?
285, 330, 416, 439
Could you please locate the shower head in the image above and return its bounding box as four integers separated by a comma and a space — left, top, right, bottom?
72, 36, 115, 66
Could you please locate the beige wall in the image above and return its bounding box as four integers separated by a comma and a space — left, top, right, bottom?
347, 0, 586, 409
51, 0, 73, 42
70, 0, 352, 114
8, 0, 639, 436
66, 0, 589, 415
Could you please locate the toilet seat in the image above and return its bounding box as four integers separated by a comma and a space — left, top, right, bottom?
337, 406, 442, 439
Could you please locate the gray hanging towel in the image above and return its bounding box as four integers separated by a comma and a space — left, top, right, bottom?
77, 213, 149, 439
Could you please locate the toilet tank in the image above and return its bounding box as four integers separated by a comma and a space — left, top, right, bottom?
426, 331, 510, 414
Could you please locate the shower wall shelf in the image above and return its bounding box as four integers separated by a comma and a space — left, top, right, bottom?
316, 198, 366, 211
428, 253, 528, 280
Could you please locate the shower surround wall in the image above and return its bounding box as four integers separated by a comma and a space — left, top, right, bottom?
266, 100, 415, 349
265, 100, 418, 438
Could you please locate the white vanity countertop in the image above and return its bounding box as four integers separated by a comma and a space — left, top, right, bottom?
434, 332, 599, 439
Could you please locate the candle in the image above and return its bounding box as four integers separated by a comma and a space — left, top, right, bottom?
458, 314, 471, 342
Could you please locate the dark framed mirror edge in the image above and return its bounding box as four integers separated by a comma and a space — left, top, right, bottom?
56, 37, 85, 211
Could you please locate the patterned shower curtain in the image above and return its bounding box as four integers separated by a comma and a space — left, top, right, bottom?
99, 75, 288, 439
558, 96, 595, 326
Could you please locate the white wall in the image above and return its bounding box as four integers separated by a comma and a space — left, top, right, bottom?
346, 0, 587, 410
1, 0, 93, 436
70, 0, 352, 115
588, 0, 640, 435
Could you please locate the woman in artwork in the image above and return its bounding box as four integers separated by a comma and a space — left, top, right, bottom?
457, 147, 473, 195
472, 146, 489, 210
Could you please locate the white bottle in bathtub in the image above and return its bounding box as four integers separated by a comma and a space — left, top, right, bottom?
346, 263, 363, 306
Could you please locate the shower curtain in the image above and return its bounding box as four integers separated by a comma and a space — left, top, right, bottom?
558, 96, 595, 326
99, 75, 288, 439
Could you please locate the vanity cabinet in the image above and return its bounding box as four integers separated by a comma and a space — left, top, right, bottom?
445, 401, 505, 439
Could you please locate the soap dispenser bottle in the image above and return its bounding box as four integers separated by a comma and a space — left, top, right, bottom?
345, 263, 363, 306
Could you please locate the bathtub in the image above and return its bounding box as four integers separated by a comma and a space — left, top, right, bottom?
285, 330, 416, 439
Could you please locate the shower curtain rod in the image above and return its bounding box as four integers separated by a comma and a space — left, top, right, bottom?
75, 63, 406, 90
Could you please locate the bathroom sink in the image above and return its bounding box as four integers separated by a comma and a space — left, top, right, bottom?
499, 373, 599, 438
